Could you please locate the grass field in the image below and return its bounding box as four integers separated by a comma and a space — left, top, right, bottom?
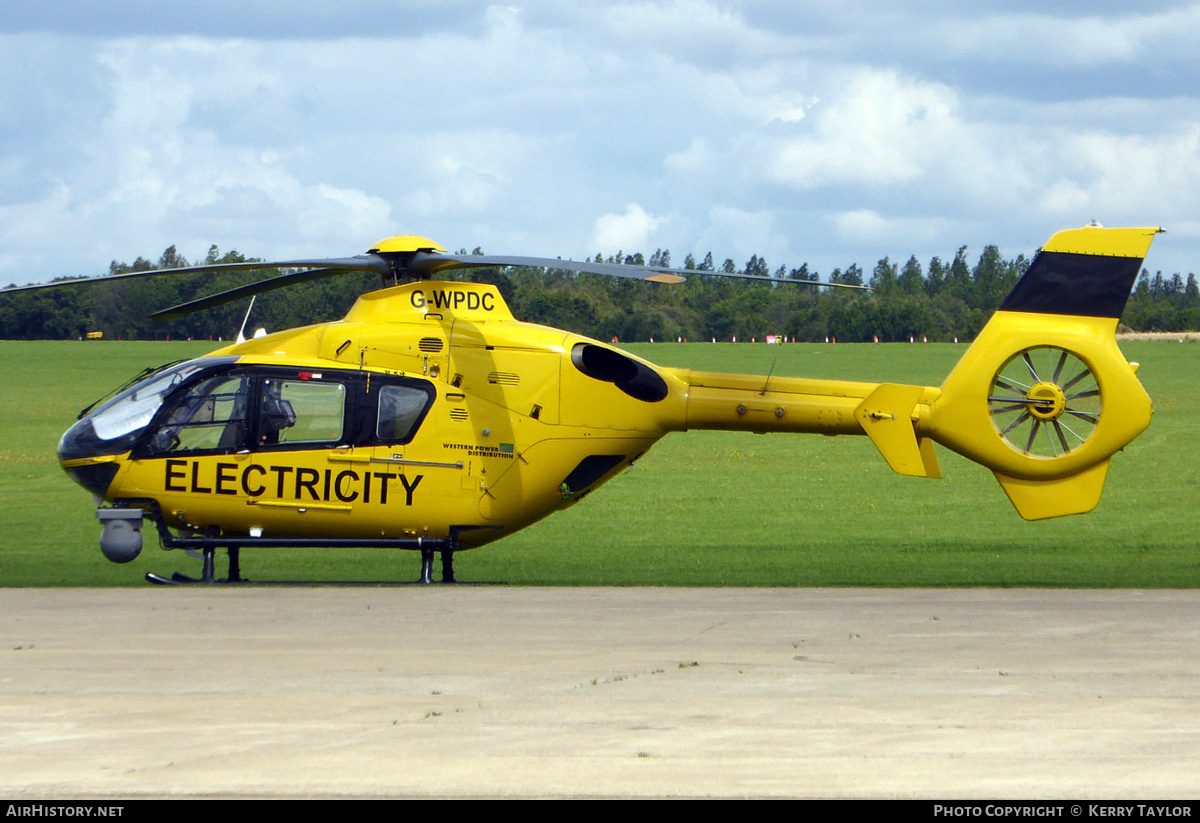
1, 338, 1196, 587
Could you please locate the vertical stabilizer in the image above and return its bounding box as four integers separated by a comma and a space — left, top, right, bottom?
920, 226, 1160, 519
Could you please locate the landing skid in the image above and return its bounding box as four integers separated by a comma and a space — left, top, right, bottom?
145, 546, 244, 585
145, 544, 463, 585
131, 502, 482, 586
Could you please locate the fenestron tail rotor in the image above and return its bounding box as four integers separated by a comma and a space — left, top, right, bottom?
988, 346, 1101, 458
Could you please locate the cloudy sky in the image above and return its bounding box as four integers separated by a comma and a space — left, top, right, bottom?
2, 0, 1199, 286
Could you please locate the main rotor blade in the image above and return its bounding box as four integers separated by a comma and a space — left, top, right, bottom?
151, 268, 346, 320
688, 269, 869, 290
415, 253, 870, 289
409, 253, 688, 283
0, 255, 390, 296
150, 255, 391, 276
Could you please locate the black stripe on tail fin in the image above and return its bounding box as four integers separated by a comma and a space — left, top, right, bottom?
999, 226, 1162, 318
999, 251, 1142, 318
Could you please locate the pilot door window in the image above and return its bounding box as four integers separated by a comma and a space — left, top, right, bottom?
148, 375, 252, 454
258, 378, 346, 446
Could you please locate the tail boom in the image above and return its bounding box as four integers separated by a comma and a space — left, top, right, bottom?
670, 370, 945, 478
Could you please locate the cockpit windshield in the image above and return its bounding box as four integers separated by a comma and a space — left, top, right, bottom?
89, 361, 210, 440
59, 357, 237, 461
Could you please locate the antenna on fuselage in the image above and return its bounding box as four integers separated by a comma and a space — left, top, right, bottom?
236, 296, 257, 345
761, 350, 780, 396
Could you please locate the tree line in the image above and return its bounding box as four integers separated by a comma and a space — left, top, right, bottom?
2, 242, 1197, 343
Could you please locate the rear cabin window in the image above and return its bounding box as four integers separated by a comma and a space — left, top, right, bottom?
376, 385, 430, 443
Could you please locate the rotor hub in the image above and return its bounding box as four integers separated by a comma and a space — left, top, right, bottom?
368, 235, 446, 255
1025, 381, 1066, 421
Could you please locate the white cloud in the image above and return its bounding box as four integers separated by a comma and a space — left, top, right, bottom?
1045, 126, 1200, 220
1036, 180, 1092, 215
665, 137, 717, 175
0, 35, 400, 272
769, 68, 959, 189
590, 204, 661, 253
833, 209, 942, 248
703, 206, 776, 261
933, 6, 1200, 68
580, 0, 792, 58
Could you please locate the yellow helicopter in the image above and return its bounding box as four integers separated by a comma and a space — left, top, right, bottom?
4, 225, 1160, 584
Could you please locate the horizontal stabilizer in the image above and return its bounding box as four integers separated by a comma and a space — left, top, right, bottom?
855, 384, 941, 478
993, 461, 1110, 521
